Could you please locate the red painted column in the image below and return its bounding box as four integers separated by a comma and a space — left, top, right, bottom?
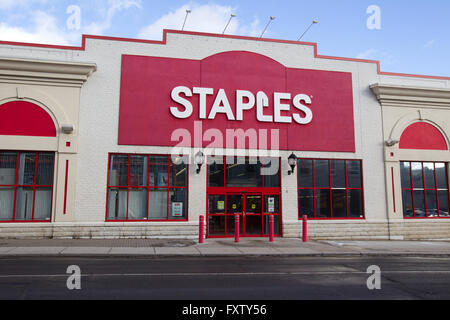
302, 215, 308, 242
269, 215, 274, 242
199, 216, 204, 244
235, 214, 240, 243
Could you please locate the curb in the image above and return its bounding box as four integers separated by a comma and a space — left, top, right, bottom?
1, 252, 450, 258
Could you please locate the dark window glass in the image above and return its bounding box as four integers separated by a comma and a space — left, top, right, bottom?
0, 151, 55, 222
438, 191, 449, 217
227, 195, 243, 214
148, 189, 167, 220
264, 195, 280, 214
0, 152, 17, 185
331, 160, 346, 188
436, 163, 448, 189
208, 160, 225, 187
149, 156, 169, 187
423, 163, 436, 189
298, 160, 313, 188
411, 163, 424, 188
107, 189, 127, 220
245, 215, 262, 235
209, 195, 225, 214
348, 189, 364, 218
263, 215, 281, 236
315, 189, 331, 218
209, 216, 225, 236
226, 215, 243, 236
314, 160, 329, 188
246, 195, 262, 214
400, 162, 411, 189
169, 189, 187, 220
107, 154, 188, 222
332, 190, 347, 218
33, 188, 52, 220
36, 153, 55, 186
299, 189, 314, 218
18, 153, 36, 185
128, 188, 147, 220
263, 158, 280, 188
413, 190, 426, 217
226, 157, 262, 187
402, 190, 414, 218
129, 156, 147, 187
425, 190, 438, 217
0, 187, 14, 220
14, 187, 34, 220
170, 159, 188, 187
109, 155, 128, 186
347, 161, 362, 188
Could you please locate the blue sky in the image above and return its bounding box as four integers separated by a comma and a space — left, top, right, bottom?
0, 0, 449, 77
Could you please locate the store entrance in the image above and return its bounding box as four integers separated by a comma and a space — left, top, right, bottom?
207, 192, 281, 238
206, 156, 282, 238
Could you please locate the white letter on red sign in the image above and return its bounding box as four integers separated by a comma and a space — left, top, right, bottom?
256, 91, 273, 123
170, 86, 193, 119
236, 90, 255, 121
274, 92, 292, 123
208, 89, 235, 121
193, 87, 214, 119
292, 94, 313, 125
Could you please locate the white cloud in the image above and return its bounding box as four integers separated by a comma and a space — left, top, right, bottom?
139, 3, 263, 40
0, 0, 142, 45
84, 0, 142, 35
0, 0, 48, 9
0, 10, 75, 45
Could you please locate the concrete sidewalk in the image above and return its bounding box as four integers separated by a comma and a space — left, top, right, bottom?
0, 238, 450, 257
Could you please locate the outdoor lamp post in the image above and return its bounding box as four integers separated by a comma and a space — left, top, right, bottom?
195, 151, 205, 174
288, 153, 297, 175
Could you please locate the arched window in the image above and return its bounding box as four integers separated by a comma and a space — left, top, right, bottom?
0, 101, 56, 222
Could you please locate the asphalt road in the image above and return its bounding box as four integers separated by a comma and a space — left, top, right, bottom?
0, 256, 449, 300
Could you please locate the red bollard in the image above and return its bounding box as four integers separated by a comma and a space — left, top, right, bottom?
235, 214, 240, 243
302, 215, 308, 242
269, 215, 274, 242
199, 215, 204, 244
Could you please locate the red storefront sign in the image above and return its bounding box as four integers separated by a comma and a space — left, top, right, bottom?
119, 51, 355, 152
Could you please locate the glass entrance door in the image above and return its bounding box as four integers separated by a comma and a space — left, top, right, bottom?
208, 192, 276, 238
244, 194, 263, 236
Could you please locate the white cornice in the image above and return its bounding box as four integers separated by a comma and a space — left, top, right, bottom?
0, 57, 97, 87
370, 83, 450, 108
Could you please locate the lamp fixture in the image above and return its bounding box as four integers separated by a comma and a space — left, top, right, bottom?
260, 16, 275, 38
182, 9, 191, 31
385, 139, 400, 147
195, 151, 205, 174
61, 124, 74, 134
223, 13, 236, 34
297, 20, 319, 41
288, 153, 298, 175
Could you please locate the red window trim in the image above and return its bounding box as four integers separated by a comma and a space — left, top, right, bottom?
401, 161, 450, 219
0, 150, 55, 223
105, 153, 189, 222
297, 158, 365, 220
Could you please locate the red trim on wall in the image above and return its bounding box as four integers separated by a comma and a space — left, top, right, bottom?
63, 160, 69, 215
1, 29, 449, 81
391, 167, 396, 213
